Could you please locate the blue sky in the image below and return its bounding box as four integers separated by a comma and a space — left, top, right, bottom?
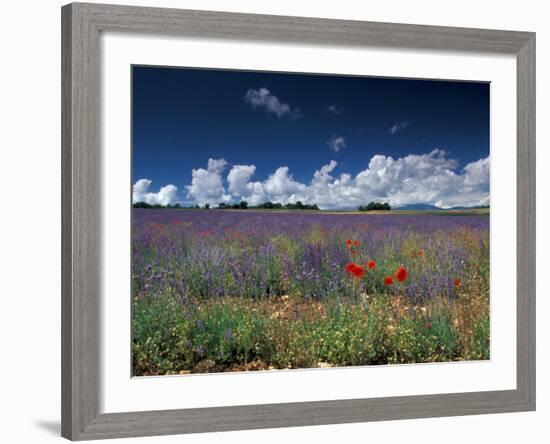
132, 65, 490, 209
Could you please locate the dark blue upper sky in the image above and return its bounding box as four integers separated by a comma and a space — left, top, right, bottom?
132, 65, 489, 193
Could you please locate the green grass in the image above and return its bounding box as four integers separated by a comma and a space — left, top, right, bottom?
133, 290, 489, 375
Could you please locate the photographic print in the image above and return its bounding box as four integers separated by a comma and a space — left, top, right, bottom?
131, 66, 490, 376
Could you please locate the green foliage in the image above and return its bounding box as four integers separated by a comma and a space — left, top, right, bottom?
132, 294, 193, 375
133, 201, 163, 209
283, 201, 319, 210
255, 201, 319, 210
131, 202, 181, 209
358, 202, 391, 211
466, 313, 490, 360
257, 201, 280, 209
133, 290, 487, 375
212, 200, 320, 210
133, 200, 320, 211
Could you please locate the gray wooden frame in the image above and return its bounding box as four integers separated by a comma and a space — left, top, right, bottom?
61, 2, 536, 440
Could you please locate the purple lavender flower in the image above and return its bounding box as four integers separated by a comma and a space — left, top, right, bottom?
132, 208, 488, 301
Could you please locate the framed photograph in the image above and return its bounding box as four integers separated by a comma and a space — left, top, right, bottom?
62, 2, 535, 440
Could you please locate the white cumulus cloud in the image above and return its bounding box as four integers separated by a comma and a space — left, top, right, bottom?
132, 179, 178, 205
264, 167, 307, 198
244, 88, 301, 119
327, 135, 346, 152
218, 150, 490, 210
227, 164, 257, 196
185, 158, 231, 206
462, 156, 490, 187
226, 164, 306, 206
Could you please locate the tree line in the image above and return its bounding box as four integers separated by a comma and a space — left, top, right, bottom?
133, 200, 319, 210
133, 202, 183, 209
251, 201, 319, 210
133, 201, 390, 211
358, 202, 391, 211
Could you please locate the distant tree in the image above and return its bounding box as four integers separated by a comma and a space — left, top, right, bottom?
133, 201, 152, 208
204, 203, 210, 209
284, 201, 318, 210
253, 201, 318, 210
239, 201, 248, 209
360, 202, 391, 211
218, 202, 228, 209
194, 204, 200, 209
133, 201, 188, 209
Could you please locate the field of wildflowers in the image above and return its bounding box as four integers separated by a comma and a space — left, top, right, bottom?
132, 209, 490, 375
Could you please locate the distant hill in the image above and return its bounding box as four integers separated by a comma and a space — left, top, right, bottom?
396, 204, 489, 211
446, 205, 490, 210
396, 204, 442, 211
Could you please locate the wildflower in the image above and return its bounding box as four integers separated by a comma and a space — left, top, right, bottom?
454, 277, 462, 289
354, 240, 361, 247
366, 260, 376, 270
345, 262, 365, 279
384, 276, 394, 285
425, 322, 433, 329
224, 328, 234, 340
346, 239, 352, 247
395, 266, 408, 282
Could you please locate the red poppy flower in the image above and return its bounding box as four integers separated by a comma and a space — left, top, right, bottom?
346, 239, 352, 247
354, 240, 361, 246
454, 277, 462, 288
395, 266, 408, 282
366, 260, 376, 270
345, 262, 365, 279
384, 276, 394, 285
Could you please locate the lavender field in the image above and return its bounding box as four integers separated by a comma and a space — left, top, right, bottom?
132, 209, 490, 375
